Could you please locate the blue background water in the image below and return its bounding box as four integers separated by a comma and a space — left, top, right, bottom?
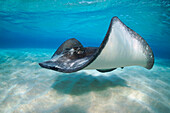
0, 0, 170, 58
0, 0, 170, 113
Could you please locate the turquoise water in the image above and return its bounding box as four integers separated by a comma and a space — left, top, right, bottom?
0, 0, 170, 113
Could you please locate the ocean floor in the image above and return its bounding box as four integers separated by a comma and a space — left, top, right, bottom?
0, 49, 170, 113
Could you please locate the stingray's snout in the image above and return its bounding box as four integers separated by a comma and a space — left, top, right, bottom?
39, 62, 44, 68
39, 62, 51, 69
39, 61, 52, 69
39, 61, 60, 71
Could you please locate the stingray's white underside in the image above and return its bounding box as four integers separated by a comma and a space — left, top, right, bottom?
85, 19, 147, 70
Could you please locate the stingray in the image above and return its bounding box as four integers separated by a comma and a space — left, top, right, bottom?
39, 17, 154, 73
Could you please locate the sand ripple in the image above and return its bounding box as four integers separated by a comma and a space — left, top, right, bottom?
0, 49, 170, 113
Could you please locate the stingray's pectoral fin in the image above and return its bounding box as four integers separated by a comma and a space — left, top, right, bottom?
85, 17, 154, 70
39, 38, 99, 73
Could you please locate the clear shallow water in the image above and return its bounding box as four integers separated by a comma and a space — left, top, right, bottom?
0, 0, 170, 113
0, 49, 170, 113
0, 0, 170, 58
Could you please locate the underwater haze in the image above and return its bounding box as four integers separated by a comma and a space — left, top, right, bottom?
0, 0, 170, 113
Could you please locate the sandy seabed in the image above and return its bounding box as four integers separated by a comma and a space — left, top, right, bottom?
0, 49, 170, 113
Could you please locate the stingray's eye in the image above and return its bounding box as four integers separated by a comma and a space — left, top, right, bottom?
77, 50, 84, 54
65, 48, 71, 50
76, 47, 85, 55
73, 47, 78, 50
62, 48, 71, 54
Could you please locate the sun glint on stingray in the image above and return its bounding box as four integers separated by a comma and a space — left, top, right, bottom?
39, 17, 154, 73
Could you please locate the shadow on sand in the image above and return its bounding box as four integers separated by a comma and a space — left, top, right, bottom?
58, 104, 87, 113
52, 71, 127, 95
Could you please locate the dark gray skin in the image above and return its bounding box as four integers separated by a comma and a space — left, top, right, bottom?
39, 38, 100, 73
